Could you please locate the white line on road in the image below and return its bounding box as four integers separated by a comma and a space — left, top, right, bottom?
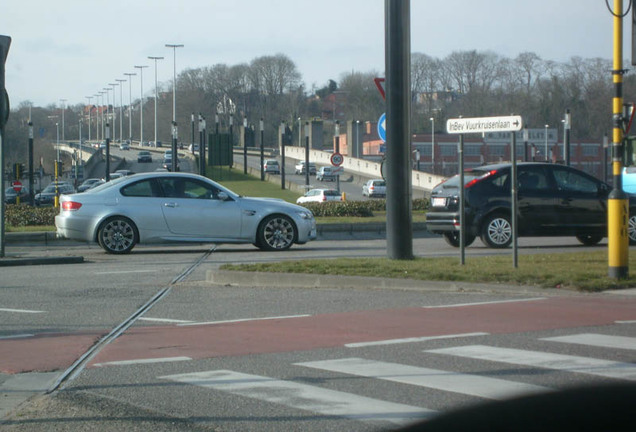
345, 332, 489, 348
296, 357, 550, 400
0, 308, 45, 314
426, 345, 636, 381
541, 333, 636, 351
138, 317, 195, 324
159, 369, 434, 425
422, 297, 547, 308
93, 270, 156, 275
0, 334, 34, 340
616, 320, 636, 324
178, 314, 311, 326
93, 356, 192, 367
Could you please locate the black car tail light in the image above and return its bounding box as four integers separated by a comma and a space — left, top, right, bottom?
465, 169, 498, 189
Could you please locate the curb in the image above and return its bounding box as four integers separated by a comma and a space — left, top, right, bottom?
0, 256, 84, 267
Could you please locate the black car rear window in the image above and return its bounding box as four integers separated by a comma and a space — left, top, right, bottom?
324, 190, 340, 196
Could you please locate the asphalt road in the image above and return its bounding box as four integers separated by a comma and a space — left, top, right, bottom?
1, 235, 635, 431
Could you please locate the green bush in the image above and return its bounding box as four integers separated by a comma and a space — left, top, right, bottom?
298, 198, 429, 217
4, 204, 58, 227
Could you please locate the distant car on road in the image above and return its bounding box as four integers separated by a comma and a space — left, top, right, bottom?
34, 182, 75, 207
77, 178, 104, 193
296, 188, 343, 204
4, 186, 30, 204
362, 179, 386, 197
162, 156, 180, 172
55, 172, 317, 254
316, 166, 337, 182
263, 159, 280, 174
119, 142, 130, 150
295, 161, 317, 175
137, 151, 152, 163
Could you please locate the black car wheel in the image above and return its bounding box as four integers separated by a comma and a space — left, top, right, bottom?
481, 213, 512, 248
256, 214, 296, 251
98, 216, 138, 254
442, 232, 476, 247
576, 234, 603, 246
629, 214, 636, 245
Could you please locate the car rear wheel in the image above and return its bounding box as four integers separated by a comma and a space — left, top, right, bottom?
629, 214, 636, 245
257, 214, 296, 251
98, 216, 138, 254
481, 214, 512, 248
442, 232, 476, 247
576, 234, 603, 246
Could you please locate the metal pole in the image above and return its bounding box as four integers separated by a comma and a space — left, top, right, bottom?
171, 122, 178, 172
430, 117, 435, 173
564, 109, 571, 165
335, 121, 340, 192
85, 96, 93, 142
608, 0, 629, 279
523, 126, 529, 162
305, 121, 310, 187
105, 123, 111, 181
191, 113, 195, 156
260, 118, 265, 180
28, 121, 34, 205
544, 124, 549, 161
116, 79, 125, 143
124, 73, 135, 142
148, 56, 164, 147
385, 0, 413, 260
135, 65, 148, 146
60, 99, 66, 141
604, 133, 609, 182
281, 121, 286, 190
198, 114, 204, 176
459, 134, 465, 265
229, 114, 234, 168
511, 131, 518, 268
243, 116, 248, 174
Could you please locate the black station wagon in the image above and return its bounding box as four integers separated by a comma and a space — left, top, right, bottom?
426, 162, 636, 248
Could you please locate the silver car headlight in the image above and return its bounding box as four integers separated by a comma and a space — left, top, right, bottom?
296, 210, 314, 220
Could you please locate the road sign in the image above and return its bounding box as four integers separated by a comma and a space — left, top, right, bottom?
378, 113, 386, 142
374, 77, 385, 100
330, 152, 344, 167
332, 166, 344, 175
446, 115, 523, 134
12, 180, 22, 192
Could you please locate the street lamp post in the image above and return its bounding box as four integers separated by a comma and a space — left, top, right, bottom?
135, 65, 148, 146
260, 118, 265, 181
430, 117, 435, 174
165, 44, 183, 161
98, 92, 106, 141
85, 96, 93, 142
55, 122, 60, 207
116, 79, 126, 143
103, 87, 111, 138
59, 99, 67, 141
124, 72, 136, 143
243, 116, 248, 174
108, 83, 118, 142
148, 56, 164, 147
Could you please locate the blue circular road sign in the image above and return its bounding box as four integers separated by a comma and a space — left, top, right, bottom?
377, 113, 386, 142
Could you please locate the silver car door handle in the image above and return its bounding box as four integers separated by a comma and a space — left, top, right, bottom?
164, 202, 178, 208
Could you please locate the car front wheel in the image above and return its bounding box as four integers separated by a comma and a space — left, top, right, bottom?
98, 216, 138, 254
256, 215, 296, 251
481, 214, 512, 248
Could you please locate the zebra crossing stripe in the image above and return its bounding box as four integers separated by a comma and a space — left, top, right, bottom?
296, 357, 550, 400
541, 333, 636, 351
426, 345, 636, 381
159, 370, 434, 425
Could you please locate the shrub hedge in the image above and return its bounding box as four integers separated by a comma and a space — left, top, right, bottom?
4, 204, 58, 226
298, 198, 429, 217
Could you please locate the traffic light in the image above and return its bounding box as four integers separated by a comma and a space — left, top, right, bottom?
13, 162, 24, 180
55, 161, 63, 177
0, 35, 11, 129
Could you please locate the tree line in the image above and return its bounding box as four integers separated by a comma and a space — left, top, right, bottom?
4, 50, 635, 174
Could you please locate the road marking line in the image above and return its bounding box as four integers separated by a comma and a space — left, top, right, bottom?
422, 297, 547, 308
93, 270, 156, 275
296, 357, 549, 400
0, 334, 34, 340
541, 333, 636, 351
426, 345, 636, 381
616, 320, 636, 324
159, 370, 434, 425
93, 356, 191, 367
178, 314, 311, 326
138, 317, 195, 324
0, 308, 45, 314
345, 332, 489, 348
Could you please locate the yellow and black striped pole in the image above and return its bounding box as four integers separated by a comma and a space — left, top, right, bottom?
608, 0, 629, 279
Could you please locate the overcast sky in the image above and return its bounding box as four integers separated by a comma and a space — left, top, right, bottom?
1, 0, 624, 108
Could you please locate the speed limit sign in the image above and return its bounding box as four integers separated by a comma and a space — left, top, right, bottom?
330, 152, 344, 167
